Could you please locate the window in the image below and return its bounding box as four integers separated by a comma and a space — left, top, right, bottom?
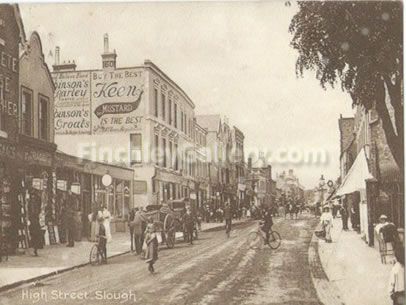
185, 114, 187, 135
168, 99, 172, 125
155, 134, 159, 166
38, 95, 49, 141
161, 93, 166, 121
174, 103, 177, 128
181, 110, 184, 132
154, 88, 158, 117
175, 143, 178, 170
162, 138, 167, 167
21, 88, 32, 136
169, 141, 173, 168
0, 81, 4, 130
130, 133, 142, 165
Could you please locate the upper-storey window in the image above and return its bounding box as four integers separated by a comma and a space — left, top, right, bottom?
21, 87, 33, 136
38, 95, 49, 141
154, 88, 158, 117
161, 93, 166, 121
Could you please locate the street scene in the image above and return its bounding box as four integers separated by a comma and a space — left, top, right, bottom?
0, 2, 404, 305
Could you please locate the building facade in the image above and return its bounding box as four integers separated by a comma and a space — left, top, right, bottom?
52, 34, 206, 213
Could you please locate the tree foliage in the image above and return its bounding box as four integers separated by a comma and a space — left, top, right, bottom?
289, 1, 403, 170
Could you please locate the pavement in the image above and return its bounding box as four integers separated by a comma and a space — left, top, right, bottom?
0, 219, 249, 292
314, 217, 394, 305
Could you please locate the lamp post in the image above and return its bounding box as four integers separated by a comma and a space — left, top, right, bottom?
318, 175, 326, 204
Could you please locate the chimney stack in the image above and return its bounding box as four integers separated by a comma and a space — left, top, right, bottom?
104, 33, 109, 53
55, 46, 60, 65
101, 33, 117, 70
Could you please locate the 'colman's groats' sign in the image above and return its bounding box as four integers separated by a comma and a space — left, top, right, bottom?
91, 68, 144, 134
53, 71, 91, 134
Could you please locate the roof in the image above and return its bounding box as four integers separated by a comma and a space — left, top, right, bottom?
196, 115, 222, 132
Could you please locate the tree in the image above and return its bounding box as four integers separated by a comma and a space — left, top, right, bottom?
289, 1, 403, 171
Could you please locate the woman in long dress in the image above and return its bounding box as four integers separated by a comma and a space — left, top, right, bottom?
320, 206, 333, 242
100, 205, 112, 243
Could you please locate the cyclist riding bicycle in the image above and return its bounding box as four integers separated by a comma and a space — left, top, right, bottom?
262, 207, 274, 244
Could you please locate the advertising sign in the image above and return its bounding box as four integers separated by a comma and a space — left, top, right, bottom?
91, 68, 144, 134
57, 180, 67, 191
53, 71, 91, 134
32, 178, 43, 190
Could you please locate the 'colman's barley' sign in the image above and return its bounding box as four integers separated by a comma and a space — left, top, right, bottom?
91, 68, 144, 134
53, 71, 91, 134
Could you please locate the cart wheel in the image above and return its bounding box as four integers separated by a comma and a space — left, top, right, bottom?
164, 214, 176, 248
89, 244, 100, 265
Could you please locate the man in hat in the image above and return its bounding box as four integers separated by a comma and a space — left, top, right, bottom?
376, 215, 398, 248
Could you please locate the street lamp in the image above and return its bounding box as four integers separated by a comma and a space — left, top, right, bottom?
318, 175, 326, 203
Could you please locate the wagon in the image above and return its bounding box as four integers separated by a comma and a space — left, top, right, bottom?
143, 198, 198, 248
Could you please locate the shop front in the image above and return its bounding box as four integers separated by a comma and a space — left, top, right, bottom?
55, 152, 134, 237
154, 169, 183, 204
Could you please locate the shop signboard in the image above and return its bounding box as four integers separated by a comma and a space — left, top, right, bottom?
190, 192, 197, 200
53, 71, 91, 134
32, 178, 43, 190
57, 180, 67, 191
71, 183, 81, 194
91, 68, 144, 134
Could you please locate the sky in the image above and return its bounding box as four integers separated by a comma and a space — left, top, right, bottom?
19, 1, 355, 189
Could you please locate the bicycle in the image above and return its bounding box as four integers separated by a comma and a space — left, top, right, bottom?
89, 238, 103, 265
247, 223, 281, 250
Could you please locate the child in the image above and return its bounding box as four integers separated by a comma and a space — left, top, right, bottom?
389, 246, 405, 305
97, 216, 107, 264
144, 223, 158, 273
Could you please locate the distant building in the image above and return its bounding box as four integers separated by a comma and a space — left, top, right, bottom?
276, 169, 304, 204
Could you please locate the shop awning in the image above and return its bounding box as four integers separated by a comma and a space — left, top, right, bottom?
336, 148, 373, 196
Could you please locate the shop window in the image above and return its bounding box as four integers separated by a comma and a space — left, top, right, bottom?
130, 133, 142, 165
21, 87, 32, 136
115, 194, 123, 217
154, 88, 158, 117
38, 95, 49, 141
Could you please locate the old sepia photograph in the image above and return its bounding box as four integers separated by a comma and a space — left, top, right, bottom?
0, 1, 404, 305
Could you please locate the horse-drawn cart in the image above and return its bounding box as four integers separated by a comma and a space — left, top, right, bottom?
143, 198, 199, 248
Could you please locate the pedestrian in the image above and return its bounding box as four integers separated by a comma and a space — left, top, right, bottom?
145, 223, 158, 273
28, 191, 42, 256
340, 203, 349, 231
89, 203, 99, 242
389, 246, 404, 305
320, 206, 333, 243
224, 203, 232, 236
97, 216, 107, 264
101, 205, 112, 242
129, 208, 144, 254
183, 207, 195, 244
65, 191, 75, 247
